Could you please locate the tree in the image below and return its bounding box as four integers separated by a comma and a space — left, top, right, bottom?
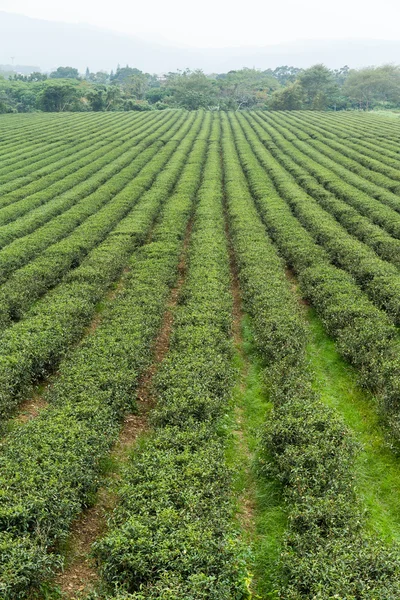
165, 70, 217, 110
123, 72, 149, 100
146, 87, 167, 104
90, 71, 109, 84
50, 66, 80, 80
86, 86, 106, 111
333, 65, 350, 86
104, 86, 122, 110
123, 99, 152, 111
111, 66, 142, 84
269, 82, 304, 110
217, 68, 280, 109
28, 72, 47, 82
298, 64, 339, 110
266, 65, 303, 85
0, 87, 13, 113
40, 81, 81, 111
344, 65, 400, 109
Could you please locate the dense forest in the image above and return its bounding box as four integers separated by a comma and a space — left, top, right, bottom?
1, 63, 400, 113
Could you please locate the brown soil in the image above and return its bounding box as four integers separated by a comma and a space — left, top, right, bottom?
16, 388, 48, 423
86, 267, 132, 336
55, 219, 192, 599
285, 267, 310, 306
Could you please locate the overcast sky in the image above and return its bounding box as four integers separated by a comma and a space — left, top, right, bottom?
1, 0, 399, 48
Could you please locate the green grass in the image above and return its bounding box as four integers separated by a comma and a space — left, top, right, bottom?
227, 315, 287, 599
370, 109, 400, 117
306, 306, 400, 544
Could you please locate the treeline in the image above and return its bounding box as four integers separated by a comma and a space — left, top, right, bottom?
1, 63, 400, 113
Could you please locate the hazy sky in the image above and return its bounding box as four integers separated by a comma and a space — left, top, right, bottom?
1, 0, 399, 48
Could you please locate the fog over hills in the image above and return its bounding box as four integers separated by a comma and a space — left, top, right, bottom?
1, 11, 400, 73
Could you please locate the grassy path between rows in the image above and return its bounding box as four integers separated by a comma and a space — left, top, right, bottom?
288, 271, 400, 545
224, 200, 286, 599
307, 309, 400, 543
229, 316, 287, 599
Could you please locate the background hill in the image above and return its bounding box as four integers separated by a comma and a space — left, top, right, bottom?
1, 11, 400, 73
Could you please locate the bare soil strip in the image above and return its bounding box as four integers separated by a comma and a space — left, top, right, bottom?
285, 267, 310, 306
15, 384, 48, 424
55, 219, 193, 599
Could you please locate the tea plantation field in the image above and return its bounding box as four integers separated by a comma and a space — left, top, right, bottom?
2, 110, 400, 599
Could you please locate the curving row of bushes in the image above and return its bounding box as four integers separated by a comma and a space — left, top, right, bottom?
254, 113, 400, 264
0, 112, 211, 600
275, 111, 400, 185
267, 111, 400, 212
0, 113, 170, 225
0, 113, 184, 312
295, 110, 400, 156
0, 114, 137, 174
239, 113, 400, 326
294, 109, 400, 142
0, 113, 107, 177
0, 112, 94, 158
0, 112, 123, 184
259, 111, 400, 219
0, 112, 176, 254
0, 111, 201, 424
252, 113, 400, 255
0, 114, 147, 198
221, 111, 400, 599
293, 111, 400, 168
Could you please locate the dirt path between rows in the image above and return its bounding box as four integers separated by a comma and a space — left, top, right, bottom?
55, 219, 192, 599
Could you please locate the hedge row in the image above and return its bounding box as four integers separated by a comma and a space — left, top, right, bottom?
264, 111, 400, 215
295, 111, 400, 156
249, 112, 400, 262
221, 112, 400, 599
0, 114, 139, 200
274, 111, 400, 187
0, 113, 108, 178
229, 112, 400, 433
0, 112, 211, 600
0, 111, 201, 424
251, 113, 400, 270
294, 110, 400, 141
283, 111, 400, 176
93, 116, 249, 600
240, 113, 400, 326
0, 114, 138, 171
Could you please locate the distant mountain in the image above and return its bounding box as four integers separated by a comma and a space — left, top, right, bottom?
1, 11, 400, 74
0, 64, 40, 75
